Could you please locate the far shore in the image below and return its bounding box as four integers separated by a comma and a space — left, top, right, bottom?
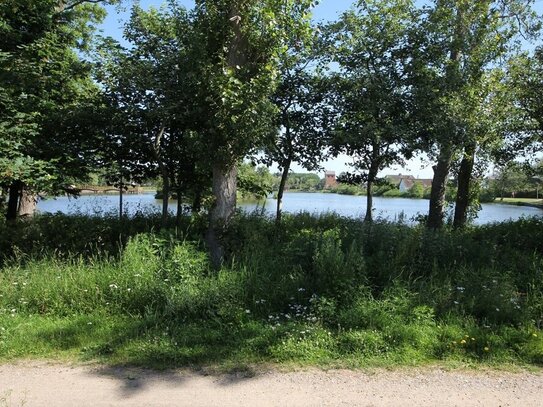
494, 198, 543, 210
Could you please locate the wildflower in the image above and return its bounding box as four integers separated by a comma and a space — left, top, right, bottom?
484, 347, 489, 352
453, 301, 459, 305
456, 286, 465, 292
471, 338, 475, 341
495, 308, 500, 312
533, 333, 538, 338
298, 288, 305, 292
245, 309, 251, 314
460, 339, 466, 344
87, 322, 93, 325
127, 288, 131, 292
109, 284, 118, 289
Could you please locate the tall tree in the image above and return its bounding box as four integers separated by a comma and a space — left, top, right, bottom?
0, 0, 116, 221
410, 0, 540, 229
328, 0, 416, 222
265, 52, 331, 223
95, 3, 206, 225
508, 47, 543, 158
193, 0, 314, 266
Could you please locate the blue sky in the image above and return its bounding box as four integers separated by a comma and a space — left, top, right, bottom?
97, 0, 543, 178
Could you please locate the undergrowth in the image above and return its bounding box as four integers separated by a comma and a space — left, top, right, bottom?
0, 212, 542, 369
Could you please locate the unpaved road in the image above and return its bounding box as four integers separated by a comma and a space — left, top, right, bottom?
0, 362, 542, 406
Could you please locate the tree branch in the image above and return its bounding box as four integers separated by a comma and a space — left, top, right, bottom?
57, 0, 108, 14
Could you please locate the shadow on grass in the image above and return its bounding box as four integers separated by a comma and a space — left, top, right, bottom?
14, 314, 278, 394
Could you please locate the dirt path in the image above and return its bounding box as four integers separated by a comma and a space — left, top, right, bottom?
1, 362, 542, 406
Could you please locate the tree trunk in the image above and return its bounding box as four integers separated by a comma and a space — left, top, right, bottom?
119, 175, 123, 221
18, 187, 37, 217
6, 181, 21, 222
453, 142, 476, 229
206, 163, 238, 268
365, 179, 374, 223
176, 186, 183, 227
427, 146, 453, 229
276, 158, 291, 224
205, 5, 246, 268
161, 172, 170, 227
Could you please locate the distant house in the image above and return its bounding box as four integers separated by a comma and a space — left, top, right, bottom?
386, 174, 432, 192
324, 171, 337, 189
386, 174, 415, 192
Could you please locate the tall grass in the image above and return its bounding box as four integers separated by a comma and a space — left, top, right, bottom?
0, 212, 542, 368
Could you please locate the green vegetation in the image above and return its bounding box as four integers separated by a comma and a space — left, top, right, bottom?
0, 213, 542, 368
1, 0, 543, 373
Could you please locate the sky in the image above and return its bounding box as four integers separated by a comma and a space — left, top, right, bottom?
97, 0, 543, 178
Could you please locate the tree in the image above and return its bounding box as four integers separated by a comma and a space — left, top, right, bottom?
265, 48, 332, 223
0, 0, 116, 221
451, 70, 514, 227
95, 3, 207, 225
238, 163, 274, 201
328, 0, 416, 222
492, 162, 531, 200
410, 0, 540, 229
192, 0, 314, 266
508, 47, 543, 160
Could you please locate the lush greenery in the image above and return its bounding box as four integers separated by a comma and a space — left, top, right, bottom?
0, 213, 541, 368
1, 0, 543, 372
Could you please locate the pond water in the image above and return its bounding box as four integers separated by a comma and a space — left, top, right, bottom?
36, 192, 542, 225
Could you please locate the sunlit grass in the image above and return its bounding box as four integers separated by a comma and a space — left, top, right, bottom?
0, 213, 542, 369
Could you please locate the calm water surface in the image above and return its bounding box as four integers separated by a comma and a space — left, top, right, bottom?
36, 192, 542, 225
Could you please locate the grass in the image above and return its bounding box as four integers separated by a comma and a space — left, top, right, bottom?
495, 198, 543, 207
0, 212, 542, 370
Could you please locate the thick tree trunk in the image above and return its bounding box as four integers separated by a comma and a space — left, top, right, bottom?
453, 142, 476, 229
365, 179, 374, 223
18, 187, 37, 217
205, 5, 246, 268
206, 163, 238, 268
427, 146, 453, 229
6, 181, 21, 222
276, 158, 291, 224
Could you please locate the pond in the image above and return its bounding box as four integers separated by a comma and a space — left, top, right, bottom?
36, 192, 542, 225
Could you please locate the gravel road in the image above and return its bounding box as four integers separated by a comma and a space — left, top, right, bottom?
1, 362, 542, 406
